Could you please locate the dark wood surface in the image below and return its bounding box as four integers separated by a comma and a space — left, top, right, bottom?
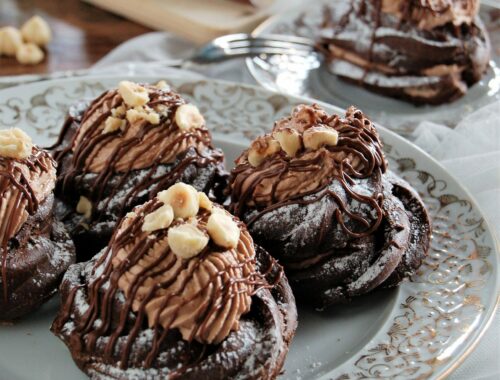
0, 0, 152, 76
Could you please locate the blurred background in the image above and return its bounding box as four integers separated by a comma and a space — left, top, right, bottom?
0, 0, 297, 76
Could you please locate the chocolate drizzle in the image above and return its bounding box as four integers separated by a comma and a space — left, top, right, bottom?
52, 84, 224, 233
52, 199, 277, 371
0, 147, 55, 301
229, 105, 386, 239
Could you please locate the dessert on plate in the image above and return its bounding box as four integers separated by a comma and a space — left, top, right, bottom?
228, 104, 431, 308
319, 0, 491, 105
51, 182, 297, 379
0, 128, 75, 321
52, 80, 227, 261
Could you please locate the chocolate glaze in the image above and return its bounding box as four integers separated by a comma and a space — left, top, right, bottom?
51, 199, 297, 379
319, 0, 491, 104
52, 87, 227, 260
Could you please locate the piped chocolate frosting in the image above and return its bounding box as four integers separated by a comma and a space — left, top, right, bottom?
109, 203, 258, 347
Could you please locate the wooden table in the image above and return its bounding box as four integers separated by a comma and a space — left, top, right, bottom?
0, 0, 152, 76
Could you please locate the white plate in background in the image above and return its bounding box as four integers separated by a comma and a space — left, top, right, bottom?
247, 0, 500, 137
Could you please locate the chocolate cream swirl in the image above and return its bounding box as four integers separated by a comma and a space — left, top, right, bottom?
381, 0, 479, 30
0, 147, 55, 244
229, 105, 386, 238
70, 84, 210, 173
54, 83, 223, 228
53, 198, 272, 369
0, 145, 56, 300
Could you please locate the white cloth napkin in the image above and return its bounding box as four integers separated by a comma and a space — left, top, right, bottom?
412, 104, 500, 380
93, 31, 500, 380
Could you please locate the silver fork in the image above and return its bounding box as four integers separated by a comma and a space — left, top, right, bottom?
186, 33, 317, 64
0, 33, 318, 88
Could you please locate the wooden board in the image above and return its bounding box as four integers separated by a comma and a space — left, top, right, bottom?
83, 0, 271, 44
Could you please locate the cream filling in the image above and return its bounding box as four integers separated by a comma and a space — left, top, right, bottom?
329, 45, 466, 77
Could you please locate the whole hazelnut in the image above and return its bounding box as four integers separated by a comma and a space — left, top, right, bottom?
0, 26, 23, 56
16, 43, 44, 65
21, 15, 52, 46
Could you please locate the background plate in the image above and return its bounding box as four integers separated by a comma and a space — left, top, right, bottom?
246, 0, 500, 137
0, 76, 498, 380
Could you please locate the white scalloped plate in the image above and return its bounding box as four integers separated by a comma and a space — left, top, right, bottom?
246, 0, 500, 137
0, 76, 498, 380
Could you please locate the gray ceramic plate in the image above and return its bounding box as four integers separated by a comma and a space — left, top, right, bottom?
246, 0, 500, 137
0, 76, 498, 380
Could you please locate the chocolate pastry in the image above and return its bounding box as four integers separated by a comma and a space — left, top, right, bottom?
52, 81, 227, 261
52, 182, 297, 379
228, 104, 431, 308
0, 128, 75, 321
318, 0, 491, 105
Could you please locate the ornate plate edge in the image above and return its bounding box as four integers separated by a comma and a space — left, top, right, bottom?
0, 75, 498, 380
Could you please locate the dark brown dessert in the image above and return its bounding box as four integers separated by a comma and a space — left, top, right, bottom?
0, 128, 75, 321
51, 182, 297, 379
228, 104, 431, 308
52, 81, 227, 261
319, 0, 491, 105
